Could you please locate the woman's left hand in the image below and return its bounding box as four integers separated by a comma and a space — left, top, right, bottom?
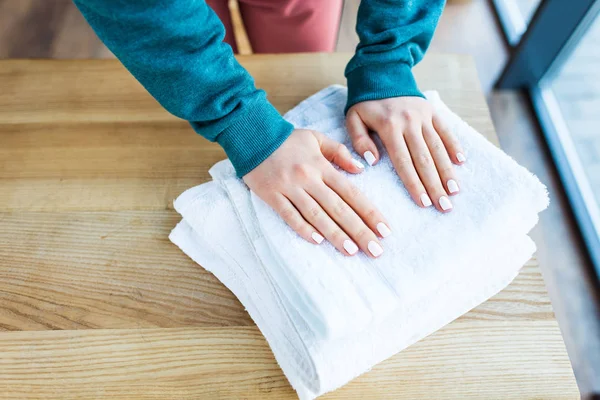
346, 96, 466, 213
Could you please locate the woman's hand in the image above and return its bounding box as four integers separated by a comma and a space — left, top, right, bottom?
346, 97, 466, 213
243, 129, 391, 258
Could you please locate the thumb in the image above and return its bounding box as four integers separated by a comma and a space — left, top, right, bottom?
346, 110, 379, 166
313, 131, 365, 174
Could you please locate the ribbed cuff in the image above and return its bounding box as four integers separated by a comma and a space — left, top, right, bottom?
345, 63, 424, 114
217, 99, 294, 178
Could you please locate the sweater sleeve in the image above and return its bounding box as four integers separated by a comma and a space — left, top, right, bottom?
73, 0, 293, 177
344, 0, 445, 113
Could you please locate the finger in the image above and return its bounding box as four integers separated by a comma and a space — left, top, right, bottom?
287, 188, 358, 256
307, 180, 384, 258
405, 124, 453, 213
346, 110, 379, 167
323, 167, 392, 238
424, 124, 460, 196
433, 113, 466, 165
271, 193, 323, 244
314, 130, 365, 174
378, 123, 432, 209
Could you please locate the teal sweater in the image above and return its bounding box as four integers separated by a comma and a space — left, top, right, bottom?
74, 0, 444, 177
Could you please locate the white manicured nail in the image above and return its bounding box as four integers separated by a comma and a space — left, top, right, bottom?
312, 232, 324, 244
420, 193, 433, 207
363, 151, 376, 166
343, 239, 358, 255
447, 179, 459, 194
368, 241, 384, 257
376, 222, 392, 238
457, 152, 466, 163
352, 158, 365, 169
439, 196, 453, 211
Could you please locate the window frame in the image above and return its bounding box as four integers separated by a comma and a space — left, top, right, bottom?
492, 0, 600, 272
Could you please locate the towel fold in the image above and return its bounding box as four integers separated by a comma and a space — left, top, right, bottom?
169, 86, 548, 399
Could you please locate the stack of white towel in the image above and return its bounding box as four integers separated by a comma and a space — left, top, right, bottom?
169, 85, 549, 399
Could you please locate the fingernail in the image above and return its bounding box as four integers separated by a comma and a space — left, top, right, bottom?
312, 232, 324, 244
447, 179, 459, 194
368, 241, 384, 257
352, 158, 365, 170
343, 239, 358, 255
457, 152, 466, 163
420, 193, 433, 207
363, 151, 376, 166
439, 196, 453, 211
376, 222, 392, 238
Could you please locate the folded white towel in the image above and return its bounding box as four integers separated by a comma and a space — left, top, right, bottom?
169, 86, 548, 399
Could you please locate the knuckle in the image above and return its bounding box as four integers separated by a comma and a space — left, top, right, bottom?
291, 163, 310, 181
439, 165, 454, 177
347, 184, 362, 200
279, 207, 297, 223
378, 112, 397, 128
416, 152, 433, 168
394, 155, 413, 169
329, 229, 344, 243
430, 139, 444, 153
333, 198, 349, 217
405, 180, 423, 194
354, 228, 371, 242
400, 109, 413, 122
308, 206, 322, 219
364, 207, 378, 221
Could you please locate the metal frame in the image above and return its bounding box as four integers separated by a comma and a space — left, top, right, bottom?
491, 0, 528, 44
492, 0, 600, 273
497, 0, 597, 88
530, 87, 600, 269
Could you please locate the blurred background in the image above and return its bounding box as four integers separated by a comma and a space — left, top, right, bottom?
1, 0, 599, 394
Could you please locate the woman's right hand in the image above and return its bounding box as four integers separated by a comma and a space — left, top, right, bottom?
243, 129, 391, 258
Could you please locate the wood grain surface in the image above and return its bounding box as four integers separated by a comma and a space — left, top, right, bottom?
0, 211, 550, 331
0, 322, 575, 399
0, 54, 578, 398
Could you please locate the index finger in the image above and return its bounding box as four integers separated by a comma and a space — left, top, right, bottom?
433, 113, 466, 165
379, 124, 433, 209
323, 166, 392, 239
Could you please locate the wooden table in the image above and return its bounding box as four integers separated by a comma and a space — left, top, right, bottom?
0, 54, 579, 399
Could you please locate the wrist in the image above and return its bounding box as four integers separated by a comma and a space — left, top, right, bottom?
217, 99, 294, 178
345, 63, 423, 114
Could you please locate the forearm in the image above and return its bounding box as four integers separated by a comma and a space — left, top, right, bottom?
74, 0, 293, 177
345, 0, 445, 112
